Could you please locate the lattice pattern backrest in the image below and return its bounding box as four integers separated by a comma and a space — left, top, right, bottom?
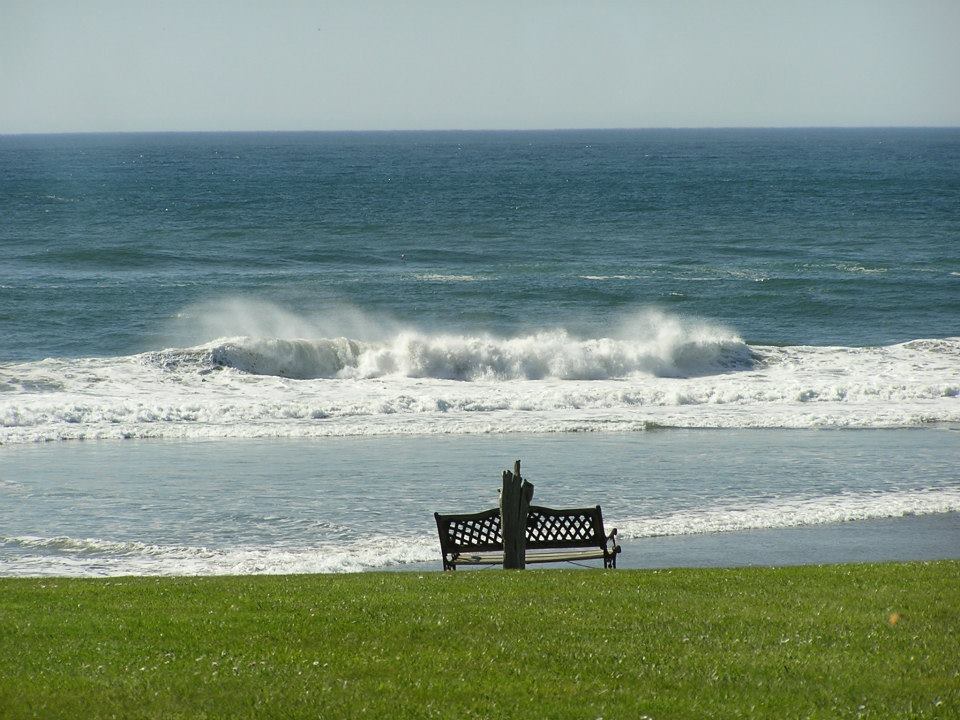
440, 511, 502, 552
525, 506, 603, 549
437, 505, 605, 553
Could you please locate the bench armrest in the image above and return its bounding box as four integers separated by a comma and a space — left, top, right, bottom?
603, 528, 620, 569
606, 528, 620, 553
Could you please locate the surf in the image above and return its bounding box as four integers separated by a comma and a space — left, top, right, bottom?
1, 301, 958, 443
153, 302, 754, 381
196, 329, 753, 382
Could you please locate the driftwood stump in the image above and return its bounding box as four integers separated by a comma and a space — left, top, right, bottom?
500, 459, 534, 569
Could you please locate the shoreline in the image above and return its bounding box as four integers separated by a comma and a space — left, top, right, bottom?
615, 511, 960, 569
3, 429, 958, 577
4, 512, 958, 579
2, 512, 957, 579
390, 511, 960, 574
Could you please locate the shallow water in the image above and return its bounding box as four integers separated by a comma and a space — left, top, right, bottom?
2, 430, 957, 575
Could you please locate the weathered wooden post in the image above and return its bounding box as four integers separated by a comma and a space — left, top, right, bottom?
500, 459, 534, 569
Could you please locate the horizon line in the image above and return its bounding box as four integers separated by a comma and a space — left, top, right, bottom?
3, 124, 960, 138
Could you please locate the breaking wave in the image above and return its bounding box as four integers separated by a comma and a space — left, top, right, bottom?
152, 304, 751, 381
1, 308, 958, 443
192, 326, 752, 381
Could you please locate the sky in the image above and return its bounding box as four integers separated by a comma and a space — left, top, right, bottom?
2, 0, 959, 133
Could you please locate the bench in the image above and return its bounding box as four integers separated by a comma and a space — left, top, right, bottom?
434, 504, 621, 570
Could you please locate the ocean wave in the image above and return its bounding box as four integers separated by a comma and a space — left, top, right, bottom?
1, 331, 959, 443
579, 275, 642, 281
414, 274, 482, 283
2, 535, 202, 557
170, 316, 751, 382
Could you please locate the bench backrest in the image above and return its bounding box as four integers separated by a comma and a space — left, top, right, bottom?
525, 505, 607, 550
434, 504, 607, 556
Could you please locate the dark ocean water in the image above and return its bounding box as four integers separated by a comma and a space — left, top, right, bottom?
3, 128, 959, 362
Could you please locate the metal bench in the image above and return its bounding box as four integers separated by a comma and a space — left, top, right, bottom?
434, 504, 620, 571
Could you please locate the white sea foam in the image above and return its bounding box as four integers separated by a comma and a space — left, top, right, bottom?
414, 274, 481, 282
0, 534, 437, 577
579, 275, 641, 281
616, 488, 960, 539
834, 263, 888, 275
1, 312, 958, 443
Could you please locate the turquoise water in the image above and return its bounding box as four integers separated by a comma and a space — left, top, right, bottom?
1, 129, 958, 574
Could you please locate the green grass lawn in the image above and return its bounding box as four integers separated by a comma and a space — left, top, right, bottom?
1, 562, 957, 719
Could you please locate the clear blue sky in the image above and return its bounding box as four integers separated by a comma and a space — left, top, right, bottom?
2, 0, 959, 133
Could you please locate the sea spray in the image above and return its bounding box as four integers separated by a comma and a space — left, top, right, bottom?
163, 298, 404, 351
169, 305, 754, 381
204, 328, 751, 381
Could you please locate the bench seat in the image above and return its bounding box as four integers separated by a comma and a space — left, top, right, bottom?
442, 547, 612, 566
434, 504, 620, 570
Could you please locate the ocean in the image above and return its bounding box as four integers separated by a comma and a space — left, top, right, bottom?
1, 128, 958, 575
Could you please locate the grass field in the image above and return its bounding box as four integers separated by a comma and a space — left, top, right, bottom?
1, 561, 958, 719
